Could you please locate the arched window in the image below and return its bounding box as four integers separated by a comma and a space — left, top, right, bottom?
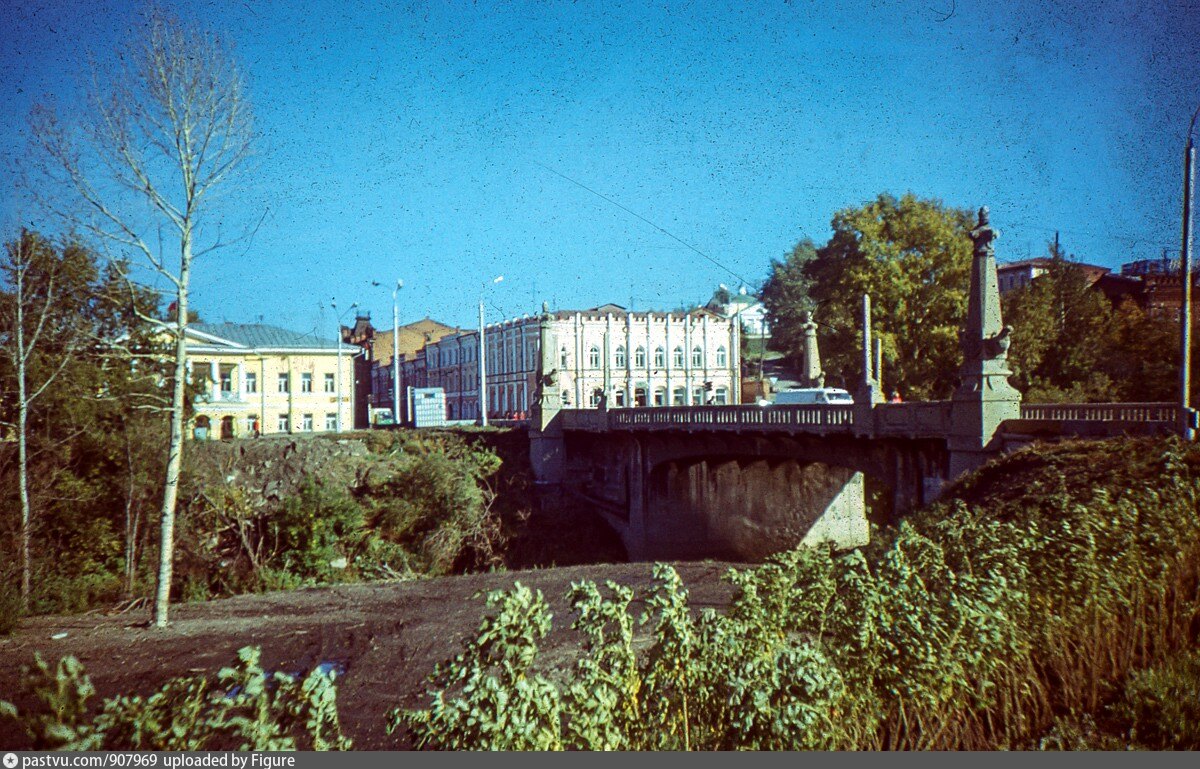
634, 346, 647, 368
560, 345, 569, 367
672, 387, 687, 405
588, 346, 600, 369
615, 345, 627, 368
653, 346, 665, 368
653, 387, 666, 406
691, 346, 703, 367
716, 345, 728, 368
715, 386, 729, 405
673, 346, 684, 367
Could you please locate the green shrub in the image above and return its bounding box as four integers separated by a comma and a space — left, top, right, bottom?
371, 445, 503, 575
1112, 647, 1200, 750
0, 646, 350, 750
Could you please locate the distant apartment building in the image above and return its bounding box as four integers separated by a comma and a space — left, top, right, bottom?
998, 255, 1199, 320
356, 317, 460, 424
996, 257, 1109, 294
1094, 258, 1199, 319
185, 323, 357, 439
380, 304, 742, 424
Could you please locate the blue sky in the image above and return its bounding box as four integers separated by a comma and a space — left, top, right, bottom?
2, 0, 1198, 336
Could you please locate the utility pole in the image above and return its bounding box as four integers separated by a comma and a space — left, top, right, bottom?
479, 275, 503, 426
392, 279, 403, 426
479, 296, 488, 426
1180, 107, 1198, 440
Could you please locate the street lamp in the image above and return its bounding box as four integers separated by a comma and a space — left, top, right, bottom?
331, 299, 358, 433
1181, 105, 1199, 440
479, 275, 504, 426
392, 279, 403, 426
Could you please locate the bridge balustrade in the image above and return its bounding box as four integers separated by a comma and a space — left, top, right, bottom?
1020, 402, 1178, 423
597, 404, 854, 433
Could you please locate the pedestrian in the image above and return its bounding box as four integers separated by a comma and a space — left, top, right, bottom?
890, 390, 902, 403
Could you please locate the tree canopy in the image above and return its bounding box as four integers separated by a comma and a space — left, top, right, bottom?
776, 193, 974, 400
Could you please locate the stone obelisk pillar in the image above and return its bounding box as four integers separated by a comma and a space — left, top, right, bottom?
530, 303, 565, 484
799, 311, 825, 388
948, 206, 1021, 479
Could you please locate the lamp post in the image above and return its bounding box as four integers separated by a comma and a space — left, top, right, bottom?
478, 275, 504, 426
392, 280, 403, 426
1181, 105, 1199, 440
331, 299, 358, 433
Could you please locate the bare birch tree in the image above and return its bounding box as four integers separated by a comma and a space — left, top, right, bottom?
31, 10, 253, 626
0, 231, 94, 611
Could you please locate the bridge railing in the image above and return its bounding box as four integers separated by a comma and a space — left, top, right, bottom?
605, 404, 854, 433
1019, 402, 1179, 423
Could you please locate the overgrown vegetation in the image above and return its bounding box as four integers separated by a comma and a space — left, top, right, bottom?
399, 437, 1200, 750
0, 646, 348, 750
171, 430, 513, 600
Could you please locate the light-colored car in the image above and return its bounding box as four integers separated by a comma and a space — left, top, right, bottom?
769, 387, 854, 405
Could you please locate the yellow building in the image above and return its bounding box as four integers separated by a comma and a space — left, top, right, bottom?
185, 323, 357, 439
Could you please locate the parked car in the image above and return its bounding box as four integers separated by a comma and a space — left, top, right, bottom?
768, 387, 854, 405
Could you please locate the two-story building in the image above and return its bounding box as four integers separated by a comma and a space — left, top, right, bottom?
185, 323, 357, 439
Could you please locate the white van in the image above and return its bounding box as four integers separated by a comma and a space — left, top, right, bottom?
770, 388, 854, 405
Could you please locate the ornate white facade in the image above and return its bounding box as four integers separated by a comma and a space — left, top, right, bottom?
411, 305, 741, 422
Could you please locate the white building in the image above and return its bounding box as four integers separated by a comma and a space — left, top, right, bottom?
708, 285, 768, 337
414, 304, 741, 422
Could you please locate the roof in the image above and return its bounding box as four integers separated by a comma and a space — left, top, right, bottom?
187, 322, 340, 350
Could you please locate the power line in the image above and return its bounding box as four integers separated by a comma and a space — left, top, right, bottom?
534, 161, 753, 287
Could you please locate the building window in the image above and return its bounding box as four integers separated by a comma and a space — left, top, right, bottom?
634, 386, 648, 407
247, 415, 259, 434
245, 372, 257, 394
692, 346, 703, 367
301, 372, 313, 393
590, 388, 603, 407
588, 346, 600, 369
561, 390, 571, 407
560, 345, 569, 367
302, 413, 314, 431
653, 346, 665, 368
672, 387, 687, 406
615, 345, 626, 368
614, 390, 626, 407
278, 413, 290, 432
324, 372, 335, 393
692, 387, 703, 405
220, 369, 233, 393
673, 346, 684, 367
325, 413, 337, 431
634, 346, 646, 368
278, 373, 290, 394
716, 346, 728, 368
653, 387, 666, 406
715, 387, 729, 405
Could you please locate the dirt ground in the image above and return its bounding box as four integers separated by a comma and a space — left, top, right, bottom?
0, 561, 740, 750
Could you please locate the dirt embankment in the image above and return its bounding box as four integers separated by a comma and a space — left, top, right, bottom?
0, 561, 739, 750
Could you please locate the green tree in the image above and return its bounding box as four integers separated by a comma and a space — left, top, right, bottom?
0, 231, 166, 616
760, 239, 817, 361
801, 193, 974, 399
1002, 244, 1117, 401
